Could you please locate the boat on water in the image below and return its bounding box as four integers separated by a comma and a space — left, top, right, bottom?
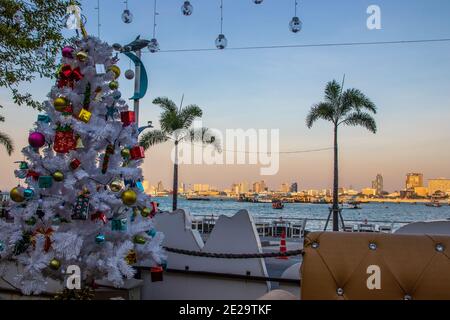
272, 199, 284, 209
185, 195, 211, 201
426, 198, 442, 207
347, 200, 362, 209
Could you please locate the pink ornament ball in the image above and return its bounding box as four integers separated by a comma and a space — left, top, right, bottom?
62, 46, 75, 59
28, 132, 46, 148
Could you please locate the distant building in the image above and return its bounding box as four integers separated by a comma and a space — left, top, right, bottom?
156, 181, 165, 193
252, 180, 267, 193
290, 182, 298, 193
280, 183, 289, 193
194, 184, 210, 192
406, 173, 423, 189
371, 174, 383, 195
307, 189, 319, 197
428, 178, 450, 196
414, 187, 428, 197
362, 188, 377, 196
239, 181, 249, 194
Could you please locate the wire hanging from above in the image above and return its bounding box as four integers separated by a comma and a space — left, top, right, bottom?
289, 0, 302, 33
215, 0, 227, 49
181, 1, 193, 16
122, 0, 133, 24
95, 0, 101, 38
149, 0, 160, 53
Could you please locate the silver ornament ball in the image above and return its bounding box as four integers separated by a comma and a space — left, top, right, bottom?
125, 69, 135, 80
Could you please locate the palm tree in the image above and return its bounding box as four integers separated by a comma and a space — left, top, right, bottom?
0, 106, 14, 156
306, 78, 377, 231
139, 97, 221, 211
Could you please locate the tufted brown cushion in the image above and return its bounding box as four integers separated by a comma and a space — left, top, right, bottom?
301, 232, 450, 300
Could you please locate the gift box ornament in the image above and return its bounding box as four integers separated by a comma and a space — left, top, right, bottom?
91, 211, 107, 224
120, 111, 135, 126
72, 194, 90, 220
38, 176, 53, 188
111, 218, 127, 231
37, 114, 51, 123
54, 127, 76, 153
70, 158, 81, 170
150, 266, 164, 282
125, 250, 137, 265
58, 64, 83, 88
130, 146, 145, 160
78, 108, 92, 123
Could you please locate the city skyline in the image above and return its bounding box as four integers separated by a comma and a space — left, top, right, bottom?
1, 1, 450, 191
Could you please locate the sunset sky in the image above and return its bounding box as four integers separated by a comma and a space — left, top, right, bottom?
1, 0, 450, 192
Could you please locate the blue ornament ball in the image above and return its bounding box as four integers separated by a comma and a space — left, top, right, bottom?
95, 234, 106, 244
113, 90, 122, 100
147, 229, 156, 237
23, 188, 35, 199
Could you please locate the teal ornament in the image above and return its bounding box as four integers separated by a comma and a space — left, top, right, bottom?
0, 241, 4, 252
38, 176, 53, 188
136, 181, 144, 192
147, 229, 156, 237
111, 218, 127, 231
23, 188, 34, 199
161, 260, 167, 271
95, 234, 106, 244
106, 105, 119, 120
19, 162, 29, 170
37, 114, 51, 123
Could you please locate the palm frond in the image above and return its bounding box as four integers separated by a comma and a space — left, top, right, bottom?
160, 110, 183, 134
139, 129, 169, 150
179, 104, 203, 129
153, 97, 178, 114
342, 88, 377, 114
187, 127, 222, 152
324, 80, 342, 104
0, 131, 14, 155
306, 102, 336, 128
341, 112, 377, 133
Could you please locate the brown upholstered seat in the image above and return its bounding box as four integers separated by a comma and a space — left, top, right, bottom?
301, 232, 450, 300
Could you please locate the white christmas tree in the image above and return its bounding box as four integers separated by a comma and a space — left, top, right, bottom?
0, 36, 165, 295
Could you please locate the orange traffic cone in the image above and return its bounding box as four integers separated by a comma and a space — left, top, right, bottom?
277, 230, 288, 260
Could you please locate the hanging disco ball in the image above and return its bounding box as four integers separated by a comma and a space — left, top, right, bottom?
148, 38, 160, 53
254, 0, 263, 4
125, 69, 135, 80
122, 9, 133, 24
215, 34, 227, 50
289, 16, 302, 33
181, 1, 193, 16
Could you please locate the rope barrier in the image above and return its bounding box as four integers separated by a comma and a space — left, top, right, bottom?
163, 247, 303, 259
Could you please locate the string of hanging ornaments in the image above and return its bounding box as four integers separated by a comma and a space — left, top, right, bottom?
122, 0, 133, 24
149, 0, 160, 53
182, 1, 193, 16
215, 0, 227, 49
289, 0, 302, 33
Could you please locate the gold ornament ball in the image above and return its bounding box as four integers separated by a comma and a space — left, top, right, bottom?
109, 81, 119, 90
121, 189, 137, 206
10, 187, 25, 203
53, 97, 69, 112
141, 207, 151, 217
76, 51, 88, 62
52, 171, 64, 182
49, 258, 61, 270
133, 235, 146, 245
121, 148, 131, 158
109, 179, 123, 193
109, 65, 121, 79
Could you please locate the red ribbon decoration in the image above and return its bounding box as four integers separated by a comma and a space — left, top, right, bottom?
91, 212, 107, 224
26, 170, 40, 181
58, 64, 83, 88
32, 227, 54, 252
150, 201, 158, 218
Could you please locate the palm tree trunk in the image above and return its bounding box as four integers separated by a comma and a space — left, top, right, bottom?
332, 124, 339, 231
172, 141, 179, 211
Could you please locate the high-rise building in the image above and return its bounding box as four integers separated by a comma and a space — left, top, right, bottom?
290, 182, 298, 193
406, 173, 423, 189
280, 183, 289, 193
239, 181, 249, 194
156, 181, 164, 192
371, 174, 383, 195
194, 184, 210, 192
252, 180, 267, 193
